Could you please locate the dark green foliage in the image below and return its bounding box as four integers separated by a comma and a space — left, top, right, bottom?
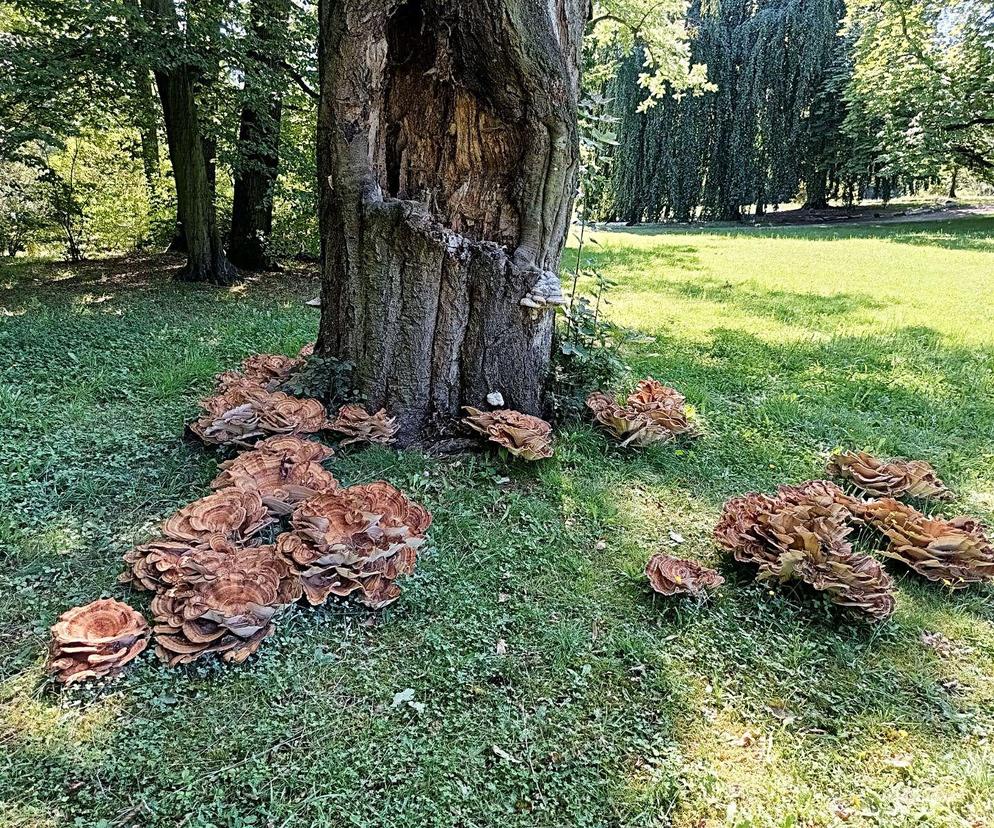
278, 354, 359, 409
607, 0, 845, 221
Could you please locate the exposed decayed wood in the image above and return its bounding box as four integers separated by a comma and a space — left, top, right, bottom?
317, 0, 589, 444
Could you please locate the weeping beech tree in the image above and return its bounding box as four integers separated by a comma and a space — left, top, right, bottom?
316, 0, 590, 444
608, 0, 844, 222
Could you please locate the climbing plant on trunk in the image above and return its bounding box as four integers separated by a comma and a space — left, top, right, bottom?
316, 0, 589, 445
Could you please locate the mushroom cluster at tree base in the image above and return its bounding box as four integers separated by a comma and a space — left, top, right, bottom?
462, 407, 554, 460
328, 404, 399, 446
587, 377, 698, 447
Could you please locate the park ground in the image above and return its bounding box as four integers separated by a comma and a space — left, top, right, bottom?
1, 217, 993, 827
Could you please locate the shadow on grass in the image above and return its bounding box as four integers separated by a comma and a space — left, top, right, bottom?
597, 215, 994, 253
0, 252, 320, 308
562, 242, 704, 275
629, 274, 886, 327
614, 325, 994, 498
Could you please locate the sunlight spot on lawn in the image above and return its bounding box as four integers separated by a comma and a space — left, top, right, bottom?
0, 673, 124, 750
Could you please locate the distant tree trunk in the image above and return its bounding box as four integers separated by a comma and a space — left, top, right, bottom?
228, 0, 290, 271
317, 0, 588, 445
141, 0, 237, 284
948, 165, 959, 198
803, 169, 830, 209
134, 71, 160, 195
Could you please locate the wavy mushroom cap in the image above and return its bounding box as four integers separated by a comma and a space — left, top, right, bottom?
827, 450, 952, 500
122, 534, 238, 591
291, 489, 381, 550
645, 553, 724, 596
586, 394, 674, 447
714, 482, 895, 621
775, 545, 896, 621
462, 407, 554, 460
348, 481, 432, 535
151, 544, 301, 665
249, 434, 334, 463
626, 378, 687, 411
52, 598, 148, 647
860, 498, 994, 587
587, 381, 696, 445
585, 391, 616, 414
282, 481, 429, 609
211, 451, 338, 498
49, 599, 150, 683
328, 405, 399, 446
192, 388, 329, 447
256, 392, 328, 431
242, 353, 303, 385
713, 491, 782, 565
162, 489, 271, 543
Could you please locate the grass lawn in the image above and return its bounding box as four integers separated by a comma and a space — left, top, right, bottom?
1, 217, 993, 828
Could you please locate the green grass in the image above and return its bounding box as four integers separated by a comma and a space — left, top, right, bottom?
1, 218, 993, 827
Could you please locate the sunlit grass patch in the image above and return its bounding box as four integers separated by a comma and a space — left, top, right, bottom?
1, 219, 993, 825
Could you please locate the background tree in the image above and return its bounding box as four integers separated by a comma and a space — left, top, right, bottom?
228, 0, 293, 270
140, 0, 238, 284
605, 0, 845, 222
843, 0, 994, 187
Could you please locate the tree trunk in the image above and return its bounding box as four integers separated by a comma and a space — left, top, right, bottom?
948, 165, 959, 199
228, 0, 290, 271
803, 169, 830, 209
317, 0, 588, 445
141, 0, 238, 284
134, 70, 161, 196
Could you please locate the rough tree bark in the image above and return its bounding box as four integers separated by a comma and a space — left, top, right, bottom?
803, 169, 831, 210
228, 0, 290, 271
141, 0, 238, 284
317, 0, 589, 445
